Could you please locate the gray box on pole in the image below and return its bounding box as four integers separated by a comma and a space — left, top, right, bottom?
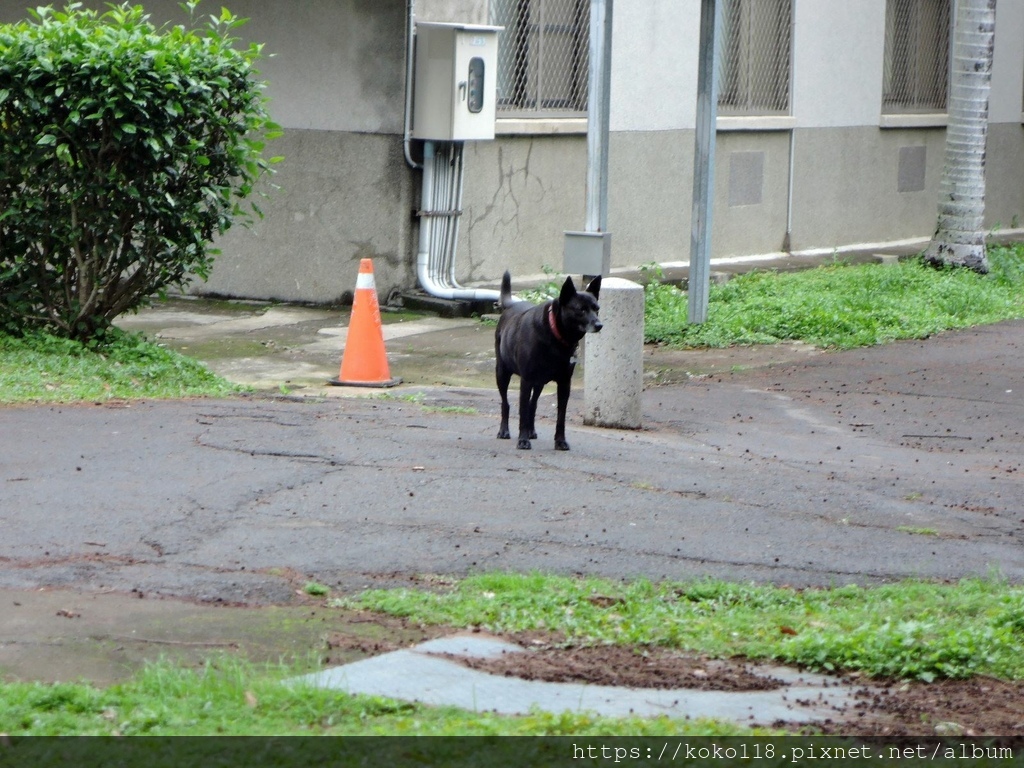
584, 277, 643, 429
564, 231, 612, 276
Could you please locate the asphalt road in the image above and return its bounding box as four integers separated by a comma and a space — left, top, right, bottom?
1, 321, 1022, 604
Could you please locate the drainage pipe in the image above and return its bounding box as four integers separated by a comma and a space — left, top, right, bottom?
415, 141, 501, 302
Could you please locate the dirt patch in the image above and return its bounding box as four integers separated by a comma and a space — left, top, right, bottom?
809, 676, 1024, 739
480, 647, 1024, 738
322, 620, 449, 664
441, 642, 784, 692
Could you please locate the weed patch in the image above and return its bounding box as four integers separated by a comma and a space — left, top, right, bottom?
0, 655, 762, 736
338, 574, 1024, 682
645, 246, 1024, 349
0, 330, 241, 403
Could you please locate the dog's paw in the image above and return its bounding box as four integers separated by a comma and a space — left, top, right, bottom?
497, 428, 510, 439
554, 439, 571, 451
517, 438, 532, 450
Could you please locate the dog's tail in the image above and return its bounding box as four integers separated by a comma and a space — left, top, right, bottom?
499, 271, 513, 310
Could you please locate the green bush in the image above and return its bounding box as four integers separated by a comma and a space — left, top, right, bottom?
0, 2, 280, 340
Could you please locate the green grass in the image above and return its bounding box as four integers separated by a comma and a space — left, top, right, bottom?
645, 244, 1024, 349
519, 264, 563, 304
374, 391, 478, 416
302, 581, 330, 597
337, 574, 1024, 683
0, 330, 242, 403
0, 655, 768, 736
423, 405, 478, 415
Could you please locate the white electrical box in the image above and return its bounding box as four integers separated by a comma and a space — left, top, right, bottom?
412, 22, 502, 142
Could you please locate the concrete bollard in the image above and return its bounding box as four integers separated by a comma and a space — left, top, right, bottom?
583, 277, 643, 429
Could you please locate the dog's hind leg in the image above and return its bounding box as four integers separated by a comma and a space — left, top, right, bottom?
516, 381, 539, 449
496, 361, 512, 440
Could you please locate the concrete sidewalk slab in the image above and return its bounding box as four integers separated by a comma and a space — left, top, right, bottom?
295, 634, 858, 723
308, 317, 480, 353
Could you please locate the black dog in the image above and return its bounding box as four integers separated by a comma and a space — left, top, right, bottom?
495, 271, 602, 450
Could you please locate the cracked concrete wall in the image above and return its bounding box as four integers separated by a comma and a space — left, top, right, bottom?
458, 139, 587, 282
455, 129, 794, 280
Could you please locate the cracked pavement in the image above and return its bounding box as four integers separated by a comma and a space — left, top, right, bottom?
1, 318, 1021, 604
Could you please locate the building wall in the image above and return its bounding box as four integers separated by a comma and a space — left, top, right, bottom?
616, 0, 1024, 264
215, 130, 416, 304
791, 127, 947, 250
199, 0, 416, 301
985, 0, 1024, 232
990, 0, 1024, 124
1, 0, 1022, 303
987, 123, 1024, 230
785, 0, 1024, 252
469, 0, 1024, 282
607, 131, 693, 265
792, 0, 886, 129
196, 0, 500, 300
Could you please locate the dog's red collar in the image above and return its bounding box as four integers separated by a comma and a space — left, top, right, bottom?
546, 304, 572, 348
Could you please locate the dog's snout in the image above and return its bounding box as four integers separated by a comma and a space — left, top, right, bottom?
593, 320, 603, 332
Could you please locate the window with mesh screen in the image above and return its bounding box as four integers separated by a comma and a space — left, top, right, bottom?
717, 0, 792, 115
883, 0, 951, 113
490, 0, 590, 117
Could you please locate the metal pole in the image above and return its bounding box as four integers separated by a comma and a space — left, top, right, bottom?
688, 0, 721, 324
586, 0, 613, 234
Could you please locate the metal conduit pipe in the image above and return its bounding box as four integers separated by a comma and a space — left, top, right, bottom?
447, 143, 468, 286
415, 140, 501, 302
430, 143, 449, 285
438, 143, 460, 285
433, 143, 450, 281
403, 0, 420, 169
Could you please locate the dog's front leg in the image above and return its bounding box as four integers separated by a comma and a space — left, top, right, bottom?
527, 383, 542, 440
554, 376, 571, 451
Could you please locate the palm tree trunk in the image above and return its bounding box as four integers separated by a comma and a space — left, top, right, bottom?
923, 0, 996, 274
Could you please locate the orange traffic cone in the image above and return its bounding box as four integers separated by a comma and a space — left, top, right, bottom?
329, 259, 402, 388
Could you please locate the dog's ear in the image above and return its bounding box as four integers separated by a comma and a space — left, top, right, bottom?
585, 275, 601, 299
559, 275, 577, 304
